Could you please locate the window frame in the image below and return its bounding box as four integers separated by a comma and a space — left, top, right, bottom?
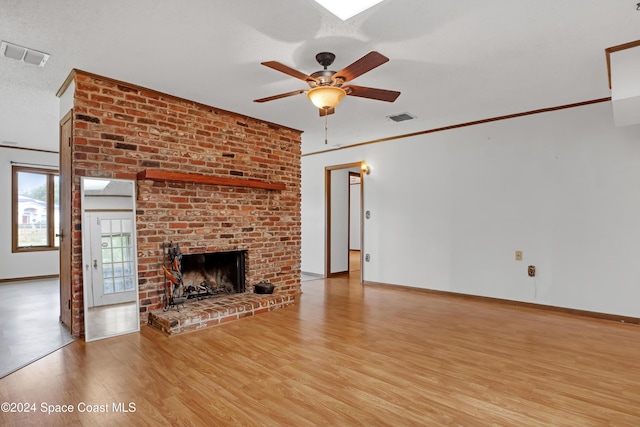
11, 165, 60, 253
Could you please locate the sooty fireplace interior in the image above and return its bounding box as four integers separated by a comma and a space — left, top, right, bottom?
161, 242, 246, 309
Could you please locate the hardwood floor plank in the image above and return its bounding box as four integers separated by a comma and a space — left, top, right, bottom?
2, 275, 640, 426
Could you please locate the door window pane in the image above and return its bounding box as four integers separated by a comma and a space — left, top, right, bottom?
99, 218, 135, 296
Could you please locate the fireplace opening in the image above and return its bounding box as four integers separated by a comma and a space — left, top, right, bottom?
181, 251, 246, 296
161, 242, 247, 308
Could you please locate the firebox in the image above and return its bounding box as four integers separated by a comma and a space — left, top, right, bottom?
181, 251, 246, 295
161, 242, 247, 308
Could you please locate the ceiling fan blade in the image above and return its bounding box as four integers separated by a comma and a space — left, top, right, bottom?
319, 107, 335, 117
334, 51, 389, 82
261, 61, 314, 82
343, 85, 400, 102
254, 89, 306, 103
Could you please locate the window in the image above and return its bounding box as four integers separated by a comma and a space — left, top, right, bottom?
12, 166, 60, 252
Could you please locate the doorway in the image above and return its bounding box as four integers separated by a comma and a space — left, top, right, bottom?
325, 162, 366, 282
348, 172, 361, 277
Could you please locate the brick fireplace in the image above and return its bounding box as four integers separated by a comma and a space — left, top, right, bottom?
63, 69, 302, 338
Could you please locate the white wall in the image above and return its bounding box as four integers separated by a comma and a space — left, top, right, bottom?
301, 101, 640, 317
0, 146, 60, 280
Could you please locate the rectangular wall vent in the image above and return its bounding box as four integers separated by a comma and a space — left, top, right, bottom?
387, 112, 416, 122
1, 41, 50, 67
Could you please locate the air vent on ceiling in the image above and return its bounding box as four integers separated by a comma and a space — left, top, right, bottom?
387, 112, 416, 122
1, 41, 50, 67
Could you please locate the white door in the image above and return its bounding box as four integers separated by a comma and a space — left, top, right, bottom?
84, 212, 137, 307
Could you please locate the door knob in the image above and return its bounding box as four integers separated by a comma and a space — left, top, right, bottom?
93, 260, 98, 269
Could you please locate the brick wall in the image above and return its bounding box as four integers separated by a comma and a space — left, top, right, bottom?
68, 70, 302, 337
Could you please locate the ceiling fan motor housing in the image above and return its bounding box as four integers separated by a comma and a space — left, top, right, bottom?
309, 69, 340, 87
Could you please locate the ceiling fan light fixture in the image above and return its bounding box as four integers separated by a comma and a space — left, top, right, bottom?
307, 86, 346, 109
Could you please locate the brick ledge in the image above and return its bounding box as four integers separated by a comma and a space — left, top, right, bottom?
148, 292, 295, 336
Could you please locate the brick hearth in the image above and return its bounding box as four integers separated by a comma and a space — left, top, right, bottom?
148, 292, 295, 336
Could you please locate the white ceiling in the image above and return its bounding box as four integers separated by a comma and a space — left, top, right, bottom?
0, 0, 638, 154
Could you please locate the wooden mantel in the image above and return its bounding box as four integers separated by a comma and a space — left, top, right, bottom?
136, 170, 286, 191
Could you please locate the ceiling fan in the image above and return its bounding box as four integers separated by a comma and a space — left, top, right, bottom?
254, 51, 400, 116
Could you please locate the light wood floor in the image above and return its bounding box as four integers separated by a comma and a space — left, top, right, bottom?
85, 301, 138, 341
2, 274, 640, 426
349, 249, 360, 272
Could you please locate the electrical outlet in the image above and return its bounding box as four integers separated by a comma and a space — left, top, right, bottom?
528, 265, 536, 277
365, 254, 371, 262
515, 250, 522, 261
